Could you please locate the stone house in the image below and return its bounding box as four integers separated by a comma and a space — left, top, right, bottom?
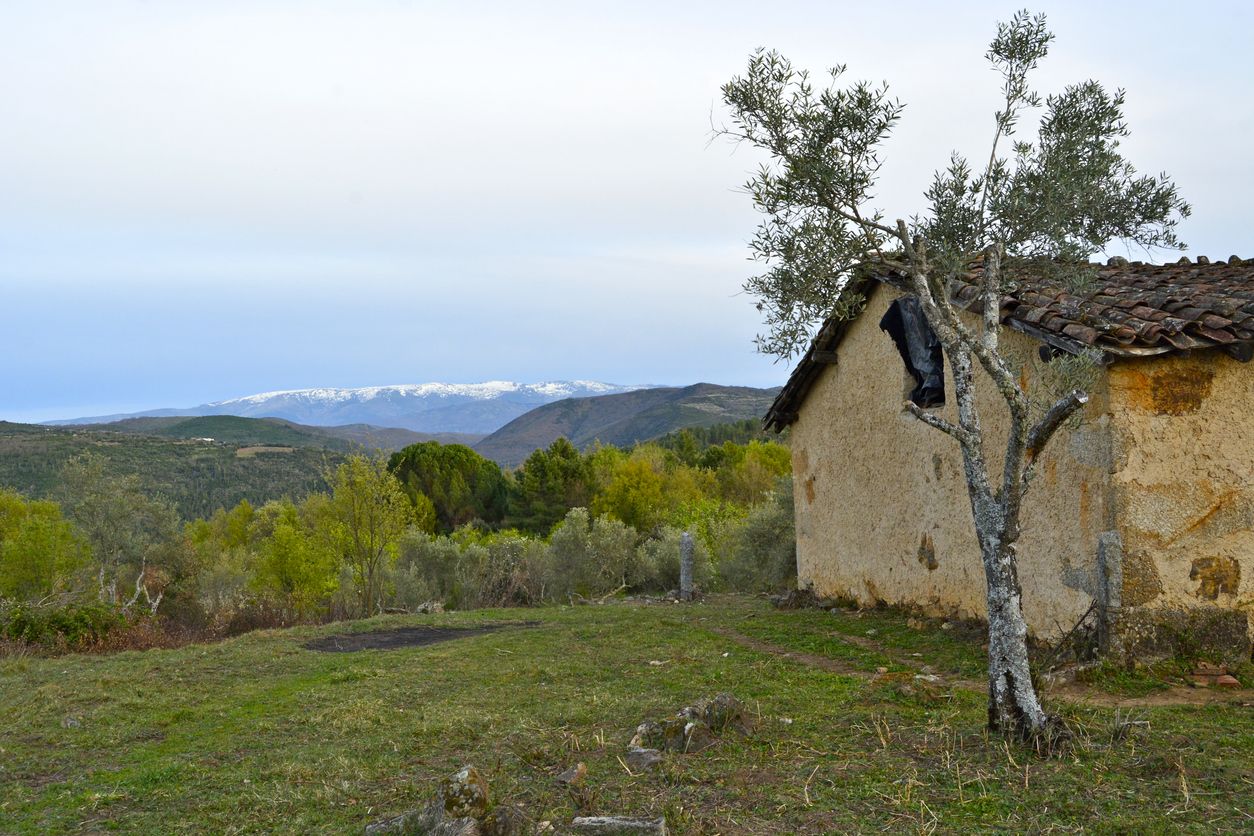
764, 257, 1254, 660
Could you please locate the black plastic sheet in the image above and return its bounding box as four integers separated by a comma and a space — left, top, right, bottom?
879, 296, 945, 408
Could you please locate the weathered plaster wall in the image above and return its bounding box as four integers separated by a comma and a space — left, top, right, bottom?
791, 287, 1113, 639
1107, 353, 1254, 651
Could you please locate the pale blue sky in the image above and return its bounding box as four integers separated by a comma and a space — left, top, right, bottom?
3, 1, 1251, 422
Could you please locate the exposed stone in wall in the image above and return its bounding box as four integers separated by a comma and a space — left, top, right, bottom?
1120, 551, 1164, 607
1189, 556, 1241, 600
1121, 366, 1215, 416
1067, 421, 1115, 470
1108, 606, 1252, 665
1121, 482, 1238, 546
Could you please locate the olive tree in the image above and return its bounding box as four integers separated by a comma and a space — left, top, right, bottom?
720, 11, 1189, 744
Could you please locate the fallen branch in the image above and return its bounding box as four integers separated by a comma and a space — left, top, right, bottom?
596, 584, 627, 604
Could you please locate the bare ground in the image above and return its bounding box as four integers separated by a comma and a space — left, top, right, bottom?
303, 622, 536, 652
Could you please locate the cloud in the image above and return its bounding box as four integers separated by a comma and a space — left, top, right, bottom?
1, 1, 1250, 419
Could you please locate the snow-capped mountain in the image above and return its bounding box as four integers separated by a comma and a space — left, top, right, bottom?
53, 381, 652, 434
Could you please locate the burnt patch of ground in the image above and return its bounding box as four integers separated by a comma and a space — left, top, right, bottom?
304, 622, 537, 652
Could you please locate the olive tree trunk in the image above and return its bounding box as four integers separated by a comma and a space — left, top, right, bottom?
981, 536, 1048, 731
901, 243, 1085, 743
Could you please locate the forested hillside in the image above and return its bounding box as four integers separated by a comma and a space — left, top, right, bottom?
653, 417, 786, 452
0, 422, 340, 520
474, 383, 781, 466
80, 415, 477, 452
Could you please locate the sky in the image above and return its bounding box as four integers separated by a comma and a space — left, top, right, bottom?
2, 0, 1252, 422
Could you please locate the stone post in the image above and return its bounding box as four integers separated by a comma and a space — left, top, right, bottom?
1096, 530, 1122, 653
679, 531, 694, 601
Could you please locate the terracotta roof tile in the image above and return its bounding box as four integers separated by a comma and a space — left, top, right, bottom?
948, 258, 1254, 353
764, 258, 1254, 431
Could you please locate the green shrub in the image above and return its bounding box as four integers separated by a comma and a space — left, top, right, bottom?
717, 477, 796, 592
456, 533, 550, 608
390, 530, 463, 608
0, 490, 88, 600
0, 598, 126, 646
548, 508, 647, 599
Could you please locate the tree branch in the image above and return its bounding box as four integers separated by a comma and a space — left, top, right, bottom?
980, 244, 1002, 353
1025, 390, 1089, 465
814, 189, 900, 237
904, 401, 973, 445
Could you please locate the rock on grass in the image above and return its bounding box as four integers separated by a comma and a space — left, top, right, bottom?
570, 816, 668, 834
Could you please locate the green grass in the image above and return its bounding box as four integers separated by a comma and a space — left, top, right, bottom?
1, 596, 1250, 833
1075, 659, 1178, 698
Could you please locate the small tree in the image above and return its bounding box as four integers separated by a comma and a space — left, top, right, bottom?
252, 500, 338, 619
0, 490, 88, 600
57, 454, 181, 611
720, 11, 1188, 744
325, 456, 414, 616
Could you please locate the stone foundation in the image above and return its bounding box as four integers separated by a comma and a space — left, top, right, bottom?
1106, 606, 1252, 665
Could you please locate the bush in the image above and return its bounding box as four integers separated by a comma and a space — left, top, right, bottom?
251, 505, 337, 619
195, 546, 253, 623
389, 530, 463, 609
0, 598, 126, 646
638, 526, 711, 593
717, 477, 796, 592
548, 508, 647, 599
222, 596, 296, 636
456, 533, 550, 608
0, 490, 88, 600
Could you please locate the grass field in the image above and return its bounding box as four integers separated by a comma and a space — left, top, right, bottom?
1, 596, 1250, 834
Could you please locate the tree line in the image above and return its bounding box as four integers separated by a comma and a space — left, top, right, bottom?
0, 433, 794, 648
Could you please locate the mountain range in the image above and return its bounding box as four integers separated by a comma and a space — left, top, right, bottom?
50, 381, 648, 434
38, 380, 782, 468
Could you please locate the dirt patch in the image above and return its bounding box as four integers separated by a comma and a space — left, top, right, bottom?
710, 626, 867, 676
304, 623, 535, 653
235, 446, 295, 458
712, 625, 1254, 708
1045, 682, 1254, 708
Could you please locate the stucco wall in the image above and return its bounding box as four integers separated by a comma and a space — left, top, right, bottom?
1107, 353, 1253, 646
791, 286, 1114, 638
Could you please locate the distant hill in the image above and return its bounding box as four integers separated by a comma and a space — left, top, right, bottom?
82, 415, 479, 452
52, 381, 652, 434
473, 383, 782, 466
0, 421, 343, 520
